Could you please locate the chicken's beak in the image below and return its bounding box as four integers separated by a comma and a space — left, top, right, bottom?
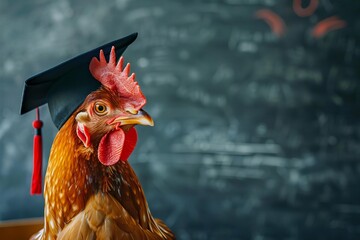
112, 109, 154, 127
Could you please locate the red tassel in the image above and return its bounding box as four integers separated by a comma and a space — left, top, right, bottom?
31, 108, 43, 195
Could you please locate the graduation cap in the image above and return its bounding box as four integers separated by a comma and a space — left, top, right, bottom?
20, 32, 138, 194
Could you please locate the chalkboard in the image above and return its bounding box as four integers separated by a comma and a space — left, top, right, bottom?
0, 0, 359, 239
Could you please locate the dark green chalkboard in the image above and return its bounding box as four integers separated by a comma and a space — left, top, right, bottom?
0, 0, 359, 239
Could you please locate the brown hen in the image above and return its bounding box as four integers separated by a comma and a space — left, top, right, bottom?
29, 46, 175, 239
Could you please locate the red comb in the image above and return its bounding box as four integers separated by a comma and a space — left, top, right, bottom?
89, 47, 146, 110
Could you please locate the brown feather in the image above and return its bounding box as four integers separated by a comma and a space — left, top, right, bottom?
58, 193, 169, 240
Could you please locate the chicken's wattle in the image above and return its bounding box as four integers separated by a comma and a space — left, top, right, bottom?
98, 127, 137, 165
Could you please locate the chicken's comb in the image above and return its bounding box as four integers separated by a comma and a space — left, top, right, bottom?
89, 46, 146, 110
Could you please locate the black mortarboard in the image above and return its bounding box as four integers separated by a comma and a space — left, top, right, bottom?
20, 32, 138, 129
21, 33, 138, 195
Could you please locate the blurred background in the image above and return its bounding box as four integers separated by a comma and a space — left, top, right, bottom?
0, 0, 359, 239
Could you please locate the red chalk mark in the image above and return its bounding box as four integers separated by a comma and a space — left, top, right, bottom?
293, 0, 319, 17
311, 16, 347, 38
255, 9, 286, 37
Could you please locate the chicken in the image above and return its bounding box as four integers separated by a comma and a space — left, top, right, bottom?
30, 46, 175, 239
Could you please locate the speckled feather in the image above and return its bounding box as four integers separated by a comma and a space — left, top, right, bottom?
31, 108, 174, 240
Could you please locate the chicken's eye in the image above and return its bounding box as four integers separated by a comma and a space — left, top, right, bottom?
94, 103, 108, 116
